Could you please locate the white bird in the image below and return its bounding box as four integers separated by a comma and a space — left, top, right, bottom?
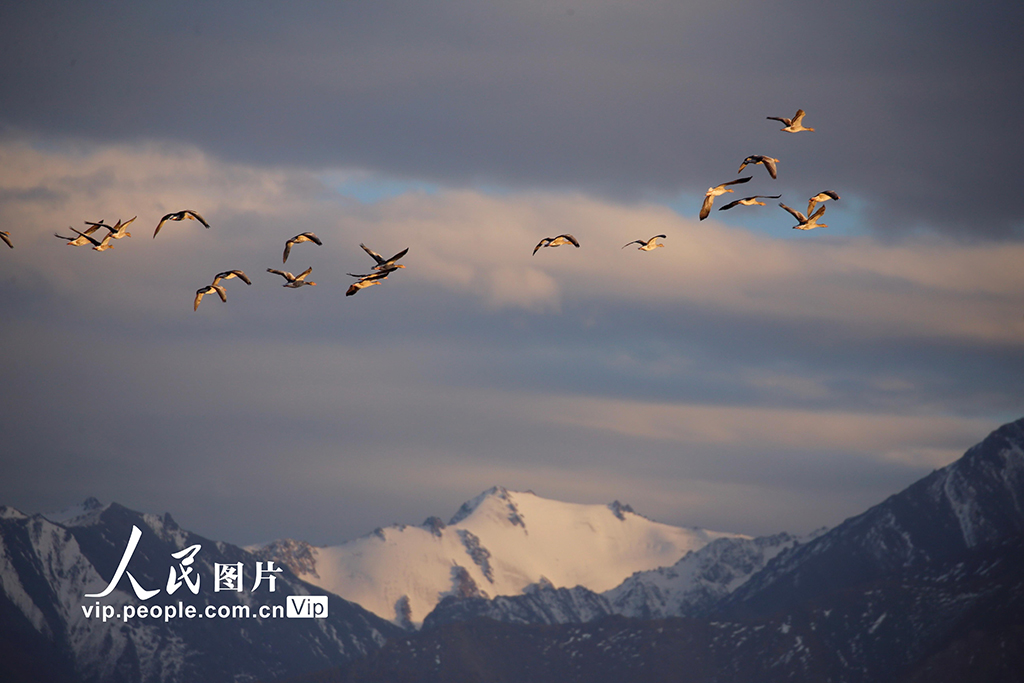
718, 194, 782, 211
360, 243, 409, 270
194, 284, 227, 311
70, 227, 116, 251
533, 233, 580, 255
622, 235, 667, 251
211, 269, 252, 286
767, 109, 815, 133
267, 266, 316, 288
345, 269, 394, 297
86, 216, 137, 240
55, 223, 103, 246
0, 231, 11, 249
737, 155, 779, 179
154, 210, 210, 238
700, 177, 752, 220
807, 190, 840, 216
779, 203, 828, 230
283, 232, 323, 263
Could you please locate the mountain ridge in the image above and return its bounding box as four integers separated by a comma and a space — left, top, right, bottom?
256, 486, 745, 627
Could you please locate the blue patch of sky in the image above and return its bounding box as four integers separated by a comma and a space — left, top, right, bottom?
319, 172, 442, 203
664, 191, 869, 239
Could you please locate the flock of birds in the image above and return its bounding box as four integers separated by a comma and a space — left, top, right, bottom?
2, 108, 838, 311
530, 108, 839, 258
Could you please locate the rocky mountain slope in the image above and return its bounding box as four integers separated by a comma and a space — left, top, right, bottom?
0, 500, 402, 683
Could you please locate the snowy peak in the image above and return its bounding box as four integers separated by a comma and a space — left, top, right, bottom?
42, 496, 108, 527
447, 486, 527, 528
261, 486, 742, 627
0, 504, 28, 520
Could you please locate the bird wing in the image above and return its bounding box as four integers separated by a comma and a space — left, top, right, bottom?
791, 109, 807, 126
295, 266, 313, 282
360, 243, 386, 265
737, 160, 750, 173
305, 232, 323, 245
699, 194, 715, 220
822, 190, 840, 201
153, 213, 174, 238
621, 240, 642, 249
0, 232, 11, 249
809, 205, 827, 222
560, 234, 580, 248
533, 238, 550, 255
194, 288, 207, 311
186, 210, 210, 227
71, 227, 102, 247
212, 285, 227, 302
718, 199, 742, 211
283, 241, 293, 263
267, 268, 294, 281
233, 269, 252, 285
767, 116, 792, 125
723, 176, 753, 187
763, 157, 778, 179
778, 203, 805, 222
385, 247, 409, 264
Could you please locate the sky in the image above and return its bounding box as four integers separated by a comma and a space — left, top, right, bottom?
1, 1, 1022, 547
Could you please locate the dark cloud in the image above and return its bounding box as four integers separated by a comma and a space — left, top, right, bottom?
2, 1, 1022, 237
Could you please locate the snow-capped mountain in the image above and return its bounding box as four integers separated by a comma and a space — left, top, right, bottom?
0, 500, 402, 683
280, 417, 1024, 683
256, 486, 742, 627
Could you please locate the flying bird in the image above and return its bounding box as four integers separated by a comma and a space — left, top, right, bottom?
360, 243, 409, 270
718, 194, 782, 211
154, 210, 210, 238
211, 269, 252, 286
532, 234, 580, 255
622, 235, 667, 251
267, 266, 316, 288
767, 109, 815, 133
0, 231, 11, 249
70, 227, 115, 251
283, 232, 323, 263
700, 177, 752, 220
345, 269, 394, 297
737, 155, 779, 179
86, 216, 137, 240
55, 223, 103, 247
807, 190, 840, 216
779, 203, 828, 230
194, 284, 227, 311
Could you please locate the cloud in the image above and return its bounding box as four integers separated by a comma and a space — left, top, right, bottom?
1, 1, 1022, 237
0, 137, 1020, 544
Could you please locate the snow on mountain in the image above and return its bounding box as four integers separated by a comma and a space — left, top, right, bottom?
42, 497, 108, 527
259, 486, 742, 627
604, 531, 816, 619
0, 500, 402, 683
725, 416, 1024, 617
422, 530, 819, 628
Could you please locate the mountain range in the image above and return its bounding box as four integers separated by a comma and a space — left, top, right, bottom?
3, 417, 1023, 682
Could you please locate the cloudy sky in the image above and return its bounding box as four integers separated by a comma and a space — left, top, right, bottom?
1, 1, 1022, 546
